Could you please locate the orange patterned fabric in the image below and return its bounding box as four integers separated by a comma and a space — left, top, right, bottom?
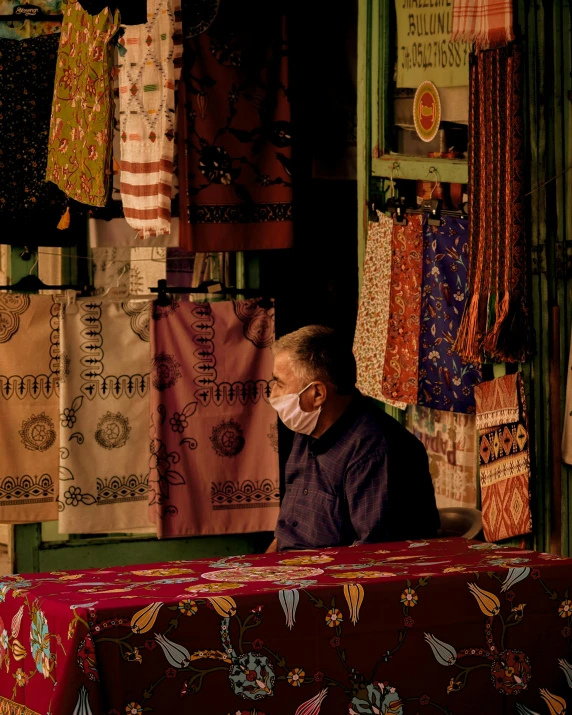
475, 373, 532, 541
381, 214, 423, 404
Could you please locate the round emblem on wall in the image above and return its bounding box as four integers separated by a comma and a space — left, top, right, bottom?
184, 0, 220, 38
95, 412, 131, 450
413, 81, 441, 143
19, 413, 56, 452
210, 419, 245, 457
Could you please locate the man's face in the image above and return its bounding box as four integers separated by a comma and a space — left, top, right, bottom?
271, 351, 304, 399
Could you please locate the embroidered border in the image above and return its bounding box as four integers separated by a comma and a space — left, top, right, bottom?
0, 474, 55, 507
0, 696, 41, 715
96, 474, 149, 505
211, 479, 280, 510
188, 202, 292, 225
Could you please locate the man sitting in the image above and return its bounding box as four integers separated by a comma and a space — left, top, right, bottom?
268, 325, 439, 551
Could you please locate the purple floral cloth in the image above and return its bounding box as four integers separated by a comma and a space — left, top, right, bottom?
418, 215, 481, 413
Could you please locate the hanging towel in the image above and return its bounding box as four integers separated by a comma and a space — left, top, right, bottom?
562, 329, 572, 465
418, 214, 481, 412
0, 295, 61, 523
58, 300, 155, 533
475, 372, 532, 541
46, 0, 119, 207
353, 212, 406, 410
149, 298, 280, 538
451, 0, 514, 50
381, 214, 424, 405
118, 0, 182, 238
408, 405, 478, 509
178, 0, 293, 251
455, 45, 533, 363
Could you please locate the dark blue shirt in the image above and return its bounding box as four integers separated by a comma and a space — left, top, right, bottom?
275, 394, 439, 550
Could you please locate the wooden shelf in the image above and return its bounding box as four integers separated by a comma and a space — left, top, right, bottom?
372, 155, 469, 184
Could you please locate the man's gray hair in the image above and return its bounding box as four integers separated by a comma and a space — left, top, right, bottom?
273, 325, 357, 394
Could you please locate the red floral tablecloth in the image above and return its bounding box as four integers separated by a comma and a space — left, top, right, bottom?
1, 538, 571, 715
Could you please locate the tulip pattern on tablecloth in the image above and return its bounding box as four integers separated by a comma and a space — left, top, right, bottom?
0, 539, 571, 714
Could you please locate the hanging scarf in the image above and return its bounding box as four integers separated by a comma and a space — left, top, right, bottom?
0, 295, 61, 523
58, 300, 155, 534
46, 0, 119, 207
353, 212, 406, 410
178, 0, 293, 251
149, 298, 280, 538
455, 45, 533, 363
118, 0, 182, 238
381, 214, 424, 404
451, 0, 514, 50
474, 372, 532, 541
418, 214, 481, 412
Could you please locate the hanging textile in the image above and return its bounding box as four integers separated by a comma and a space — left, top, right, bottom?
178, 0, 293, 252
118, 0, 182, 238
353, 212, 406, 410
451, 0, 514, 50
455, 45, 533, 364
0, 295, 60, 522
474, 372, 532, 541
0, 33, 86, 245
381, 214, 423, 404
149, 298, 280, 538
91, 247, 166, 293
562, 329, 572, 465
46, 0, 119, 207
407, 406, 477, 509
58, 300, 155, 533
0, 0, 61, 40
419, 214, 481, 412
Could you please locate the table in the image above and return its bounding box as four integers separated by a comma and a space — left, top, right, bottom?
0, 538, 571, 715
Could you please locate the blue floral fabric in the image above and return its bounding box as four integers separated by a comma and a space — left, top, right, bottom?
0, 0, 62, 40
418, 214, 482, 413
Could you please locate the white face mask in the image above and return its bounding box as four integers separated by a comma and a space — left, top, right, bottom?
269, 382, 321, 435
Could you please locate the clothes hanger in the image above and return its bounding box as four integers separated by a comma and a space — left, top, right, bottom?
151, 279, 275, 309
0, 2, 63, 22
0, 250, 83, 292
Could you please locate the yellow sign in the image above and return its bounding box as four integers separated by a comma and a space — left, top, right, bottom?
395, 0, 471, 88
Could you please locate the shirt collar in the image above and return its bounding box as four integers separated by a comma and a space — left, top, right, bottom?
308, 391, 364, 455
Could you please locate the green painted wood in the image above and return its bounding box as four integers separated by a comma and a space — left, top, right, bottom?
372, 156, 469, 183
357, 0, 372, 290
14, 524, 273, 573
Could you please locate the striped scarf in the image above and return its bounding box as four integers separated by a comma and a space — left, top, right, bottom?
119, 0, 182, 238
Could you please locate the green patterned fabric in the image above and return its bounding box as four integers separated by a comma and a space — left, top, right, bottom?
45, 0, 119, 207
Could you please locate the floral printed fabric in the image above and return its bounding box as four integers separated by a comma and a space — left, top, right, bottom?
353, 213, 406, 410
0, 0, 61, 40
418, 215, 482, 413
46, 0, 119, 207
118, 0, 183, 238
407, 405, 478, 509
178, 0, 293, 251
0, 539, 571, 715
149, 298, 280, 538
381, 213, 424, 404
0, 295, 60, 523
58, 299, 155, 534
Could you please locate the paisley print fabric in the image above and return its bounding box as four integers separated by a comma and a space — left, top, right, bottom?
149, 298, 279, 538
418, 215, 481, 413
353, 213, 406, 410
0, 295, 60, 523
381, 214, 424, 404
58, 300, 155, 534
46, 0, 119, 207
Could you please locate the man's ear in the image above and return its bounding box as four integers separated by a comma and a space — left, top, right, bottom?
312, 381, 328, 407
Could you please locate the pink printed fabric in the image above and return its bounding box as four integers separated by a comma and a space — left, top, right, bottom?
118, 0, 183, 238
149, 298, 280, 537
451, 0, 514, 50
